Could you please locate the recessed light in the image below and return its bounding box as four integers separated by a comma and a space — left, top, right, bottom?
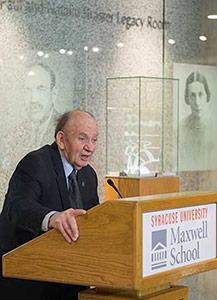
84, 46, 88, 51
59, 49, 66, 54
67, 50, 73, 55
37, 51, 44, 57
92, 47, 99, 53
208, 15, 217, 19
168, 39, 176, 45
199, 35, 207, 41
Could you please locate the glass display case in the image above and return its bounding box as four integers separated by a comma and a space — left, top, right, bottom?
106, 76, 179, 177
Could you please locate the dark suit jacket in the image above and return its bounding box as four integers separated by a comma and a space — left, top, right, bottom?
0, 142, 99, 254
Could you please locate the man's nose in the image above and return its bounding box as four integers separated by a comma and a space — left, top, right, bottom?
84, 141, 95, 152
30, 90, 38, 103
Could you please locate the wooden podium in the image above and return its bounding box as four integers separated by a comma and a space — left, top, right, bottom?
3, 191, 217, 299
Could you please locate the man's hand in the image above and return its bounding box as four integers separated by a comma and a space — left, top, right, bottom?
48, 208, 86, 243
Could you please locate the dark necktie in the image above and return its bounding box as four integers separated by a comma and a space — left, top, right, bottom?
68, 170, 83, 209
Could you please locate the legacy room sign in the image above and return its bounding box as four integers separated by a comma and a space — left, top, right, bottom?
143, 204, 216, 277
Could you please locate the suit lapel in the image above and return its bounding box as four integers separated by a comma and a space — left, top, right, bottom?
49, 142, 70, 210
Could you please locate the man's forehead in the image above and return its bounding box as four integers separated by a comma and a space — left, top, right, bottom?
26, 66, 51, 84
70, 112, 97, 125
78, 131, 98, 136
74, 123, 98, 134
66, 116, 97, 134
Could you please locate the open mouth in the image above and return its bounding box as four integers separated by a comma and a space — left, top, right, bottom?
81, 154, 91, 161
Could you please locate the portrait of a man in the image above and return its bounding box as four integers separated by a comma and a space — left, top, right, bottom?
24, 63, 58, 147
0, 63, 59, 202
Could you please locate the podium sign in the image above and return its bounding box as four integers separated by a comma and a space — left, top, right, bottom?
143, 203, 216, 277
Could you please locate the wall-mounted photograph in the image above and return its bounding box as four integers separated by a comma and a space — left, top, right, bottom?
173, 63, 217, 171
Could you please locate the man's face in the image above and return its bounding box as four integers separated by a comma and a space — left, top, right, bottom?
188, 81, 208, 118
58, 113, 98, 170
25, 65, 54, 123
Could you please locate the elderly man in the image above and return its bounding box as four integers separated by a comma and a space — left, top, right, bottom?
0, 110, 99, 300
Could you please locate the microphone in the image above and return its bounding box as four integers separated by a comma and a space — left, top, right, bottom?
107, 179, 123, 198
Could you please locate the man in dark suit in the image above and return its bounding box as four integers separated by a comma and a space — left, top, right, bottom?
0, 110, 99, 299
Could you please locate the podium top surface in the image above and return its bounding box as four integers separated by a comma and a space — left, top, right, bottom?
108, 190, 217, 213
115, 190, 210, 201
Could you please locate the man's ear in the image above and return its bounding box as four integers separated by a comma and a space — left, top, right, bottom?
56, 131, 65, 150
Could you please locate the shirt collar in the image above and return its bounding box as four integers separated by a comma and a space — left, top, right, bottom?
58, 148, 73, 179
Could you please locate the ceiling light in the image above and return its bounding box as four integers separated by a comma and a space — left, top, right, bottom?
84, 46, 88, 51
67, 50, 73, 55
59, 49, 66, 54
168, 39, 176, 45
44, 53, 50, 58
199, 35, 207, 41
92, 47, 99, 53
208, 15, 217, 19
37, 51, 44, 57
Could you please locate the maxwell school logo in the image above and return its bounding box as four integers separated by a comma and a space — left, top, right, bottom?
151, 229, 167, 270
143, 204, 216, 277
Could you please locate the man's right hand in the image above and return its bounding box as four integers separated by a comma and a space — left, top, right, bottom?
48, 208, 86, 243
